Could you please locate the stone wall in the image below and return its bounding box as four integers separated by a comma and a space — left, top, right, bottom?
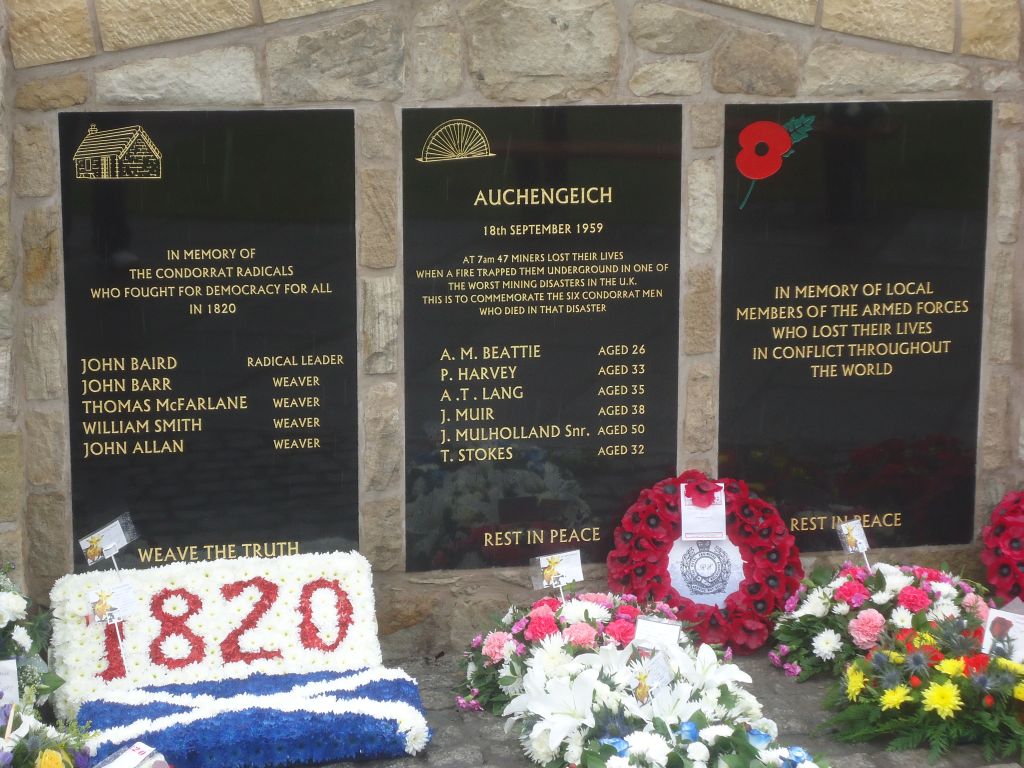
0, 0, 1021, 650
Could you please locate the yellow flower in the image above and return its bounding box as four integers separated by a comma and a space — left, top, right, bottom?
921, 680, 964, 719
935, 657, 965, 677
1014, 682, 1024, 702
883, 651, 905, 664
915, 631, 936, 646
35, 750, 65, 768
846, 666, 867, 701
880, 685, 913, 711
995, 657, 1024, 676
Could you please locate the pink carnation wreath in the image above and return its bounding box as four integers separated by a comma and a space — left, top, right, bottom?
606, 469, 804, 653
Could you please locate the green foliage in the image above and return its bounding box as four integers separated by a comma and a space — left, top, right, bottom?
784, 114, 816, 145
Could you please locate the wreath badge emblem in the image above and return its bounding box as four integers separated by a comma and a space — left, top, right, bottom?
679, 541, 731, 595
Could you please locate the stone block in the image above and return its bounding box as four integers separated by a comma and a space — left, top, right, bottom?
1020, 415, 1024, 462
261, 0, 375, 23
629, 60, 702, 97
691, 104, 724, 149
25, 410, 65, 487
0, 530, 27, 590
268, 14, 404, 103
962, 0, 1020, 61
362, 277, 400, 374
97, 47, 261, 106
16, 74, 90, 111
995, 141, 1021, 245
26, 493, 72, 605
358, 107, 399, 162
0, 295, 13, 340
0, 135, 9, 190
822, 0, 954, 53
802, 44, 970, 96
21, 313, 64, 401
684, 363, 716, 453
998, 103, 1024, 128
982, 66, 1024, 91
363, 381, 401, 493
360, 496, 403, 572
0, 197, 12, 291
688, 158, 717, 256
8, 0, 96, 69
0, 435, 24, 524
359, 168, 398, 269
684, 266, 717, 355
21, 206, 60, 307
980, 373, 1010, 470
463, 0, 619, 101
14, 125, 56, 198
411, 25, 462, 100
702, 0, 815, 24
0, 347, 11, 417
630, 3, 726, 54
711, 31, 799, 97
989, 249, 1013, 364
96, 0, 254, 51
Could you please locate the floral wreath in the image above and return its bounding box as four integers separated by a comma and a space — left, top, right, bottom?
607, 469, 804, 652
981, 489, 1024, 600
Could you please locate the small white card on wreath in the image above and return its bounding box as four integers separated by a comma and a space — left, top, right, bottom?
0, 660, 18, 707
679, 483, 726, 540
88, 583, 138, 625
837, 519, 869, 554
530, 550, 583, 590
80, 514, 138, 565
633, 615, 682, 649
983, 601, 1024, 663
93, 742, 158, 768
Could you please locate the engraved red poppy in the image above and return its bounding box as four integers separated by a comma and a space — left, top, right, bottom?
736, 121, 793, 180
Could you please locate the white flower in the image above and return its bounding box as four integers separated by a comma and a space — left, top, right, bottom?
160, 594, 189, 617
558, 599, 611, 626
870, 590, 895, 605
876, 563, 914, 594
793, 588, 830, 619
758, 747, 790, 766
0, 592, 27, 628
527, 634, 572, 677
831, 602, 850, 616
625, 731, 671, 767
927, 600, 960, 621
698, 724, 733, 743
522, 726, 558, 765
499, 660, 524, 695
11, 625, 31, 652
159, 634, 192, 660
811, 629, 842, 661
890, 606, 914, 629
501, 606, 517, 626
930, 582, 957, 600
564, 728, 586, 765
686, 741, 710, 762
505, 666, 599, 752
607, 757, 630, 768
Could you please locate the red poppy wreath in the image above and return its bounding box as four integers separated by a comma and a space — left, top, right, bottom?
981, 488, 1024, 601
606, 469, 804, 652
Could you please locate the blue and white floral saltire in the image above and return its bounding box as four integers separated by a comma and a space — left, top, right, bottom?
79, 667, 431, 768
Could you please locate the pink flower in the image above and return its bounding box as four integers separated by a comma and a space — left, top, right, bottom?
456, 695, 483, 712
529, 604, 555, 620
655, 602, 675, 619
604, 619, 636, 646
783, 662, 801, 677
615, 604, 641, 621
848, 608, 886, 650
835, 580, 871, 608
481, 631, 514, 664
768, 650, 782, 667
524, 613, 559, 642
532, 597, 562, 613
838, 564, 869, 582
778, 644, 790, 656
563, 622, 599, 648
511, 617, 529, 634
897, 585, 932, 613
577, 593, 614, 609
963, 592, 989, 623
723, 647, 733, 661
470, 634, 483, 649
783, 593, 801, 613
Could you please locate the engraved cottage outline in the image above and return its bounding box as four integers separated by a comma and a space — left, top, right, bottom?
73, 124, 163, 180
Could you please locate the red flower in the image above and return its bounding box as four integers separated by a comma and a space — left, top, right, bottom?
983, 693, 995, 709
964, 654, 990, 675
835, 580, 872, 608
736, 121, 793, 180
897, 586, 932, 613
909, 675, 923, 688
531, 596, 562, 613
524, 613, 559, 641
604, 619, 636, 646
987, 554, 1024, 597
616, 604, 641, 620
729, 616, 770, 654
683, 479, 720, 508
298, 579, 352, 652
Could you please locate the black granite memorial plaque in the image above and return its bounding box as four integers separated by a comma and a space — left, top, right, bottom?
60, 111, 358, 569
719, 101, 991, 551
403, 106, 681, 570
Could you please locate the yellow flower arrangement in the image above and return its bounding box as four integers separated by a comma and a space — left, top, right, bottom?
879, 684, 912, 711
845, 665, 866, 701
35, 749, 66, 768
921, 680, 964, 720
995, 657, 1024, 676
935, 657, 965, 677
